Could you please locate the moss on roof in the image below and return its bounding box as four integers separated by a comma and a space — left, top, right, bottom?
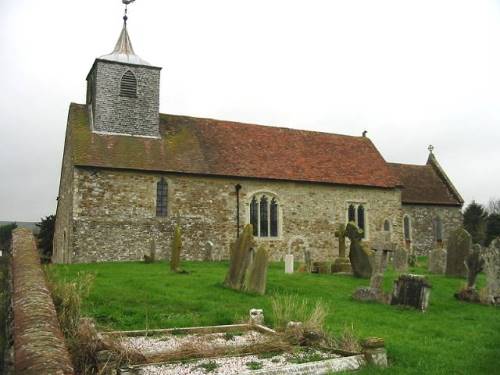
69, 103, 399, 188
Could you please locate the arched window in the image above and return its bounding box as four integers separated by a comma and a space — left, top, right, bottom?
434, 217, 443, 242
156, 178, 168, 217
250, 197, 258, 236
270, 198, 278, 237
248, 193, 279, 238
120, 70, 137, 98
383, 219, 391, 232
403, 215, 411, 241
347, 203, 367, 238
348, 204, 356, 223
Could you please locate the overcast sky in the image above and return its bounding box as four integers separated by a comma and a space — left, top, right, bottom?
1, 0, 500, 221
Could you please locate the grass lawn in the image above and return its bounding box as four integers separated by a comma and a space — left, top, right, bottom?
50, 260, 500, 374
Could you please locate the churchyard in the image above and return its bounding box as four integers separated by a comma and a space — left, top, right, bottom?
50, 257, 500, 374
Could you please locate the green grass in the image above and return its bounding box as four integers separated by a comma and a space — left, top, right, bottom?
50, 260, 500, 374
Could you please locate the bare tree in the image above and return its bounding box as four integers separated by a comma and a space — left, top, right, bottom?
487, 198, 500, 215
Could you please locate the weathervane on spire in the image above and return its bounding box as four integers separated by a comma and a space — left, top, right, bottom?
122, 0, 136, 25
428, 144, 434, 154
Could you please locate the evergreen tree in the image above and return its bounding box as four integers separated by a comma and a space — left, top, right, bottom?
0, 222, 17, 253
463, 201, 487, 245
36, 215, 55, 263
486, 213, 500, 247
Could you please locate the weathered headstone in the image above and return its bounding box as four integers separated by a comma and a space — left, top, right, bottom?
346, 222, 372, 278
391, 274, 432, 311
428, 247, 447, 274
483, 238, 500, 305
333, 223, 352, 273
204, 241, 214, 261
285, 254, 294, 274
392, 246, 408, 273
454, 245, 485, 303
304, 249, 312, 273
445, 228, 471, 277
353, 241, 393, 303
465, 244, 485, 289
249, 308, 264, 325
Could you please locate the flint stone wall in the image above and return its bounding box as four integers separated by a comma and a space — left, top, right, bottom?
11, 228, 74, 374
401, 204, 462, 256
56, 167, 405, 263
88, 60, 161, 138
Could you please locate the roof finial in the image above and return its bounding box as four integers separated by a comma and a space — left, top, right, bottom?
362, 130, 367, 137
428, 144, 434, 154
122, 0, 136, 25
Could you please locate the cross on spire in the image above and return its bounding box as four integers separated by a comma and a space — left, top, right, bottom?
428, 145, 434, 154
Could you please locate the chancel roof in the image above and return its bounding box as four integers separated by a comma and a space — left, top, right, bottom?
68, 103, 400, 189
389, 160, 463, 206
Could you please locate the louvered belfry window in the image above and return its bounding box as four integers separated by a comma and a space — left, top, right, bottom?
120, 70, 137, 98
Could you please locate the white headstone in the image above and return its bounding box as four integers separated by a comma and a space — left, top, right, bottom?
249, 308, 264, 325
285, 254, 294, 274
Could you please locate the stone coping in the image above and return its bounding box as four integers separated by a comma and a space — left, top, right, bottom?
104, 323, 276, 337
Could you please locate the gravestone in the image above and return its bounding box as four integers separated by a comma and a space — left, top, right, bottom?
249, 308, 264, 325
391, 274, 432, 311
285, 254, 294, 274
304, 249, 312, 273
352, 240, 393, 303
454, 244, 485, 303
346, 222, 372, 278
392, 246, 409, 273
204, 241, 214, 261
465, 244, 485, 289
333, 223, 352, 273
445, 228, 471, 277
483, 238, 500, 305
428, 247, 447, 274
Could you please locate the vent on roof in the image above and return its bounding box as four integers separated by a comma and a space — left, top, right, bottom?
120, 70, 137, 98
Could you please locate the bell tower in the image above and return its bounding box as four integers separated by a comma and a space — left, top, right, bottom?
86, 3, 161, 137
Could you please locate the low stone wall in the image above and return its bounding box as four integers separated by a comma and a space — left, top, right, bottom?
11, 228, 74, 374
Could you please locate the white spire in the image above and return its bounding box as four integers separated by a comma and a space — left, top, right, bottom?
99, 12, 150, 66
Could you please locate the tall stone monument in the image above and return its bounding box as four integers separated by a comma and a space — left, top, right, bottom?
445, 228, 471, 277
483, 238, 500, 305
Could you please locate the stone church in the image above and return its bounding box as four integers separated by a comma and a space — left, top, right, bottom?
52, 20, 464, 264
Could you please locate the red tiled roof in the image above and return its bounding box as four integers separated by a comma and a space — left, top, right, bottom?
69, 103, 400, 188
389, 162, 462, 206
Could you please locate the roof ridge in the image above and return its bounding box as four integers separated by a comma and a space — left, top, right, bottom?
160, 112, 365, 139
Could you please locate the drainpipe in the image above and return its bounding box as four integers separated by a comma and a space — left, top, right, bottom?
235, 184, 242, 238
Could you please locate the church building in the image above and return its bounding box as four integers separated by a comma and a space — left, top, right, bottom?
52, 19, 463, 264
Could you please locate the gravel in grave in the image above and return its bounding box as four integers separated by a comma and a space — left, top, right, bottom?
137, 349, 340, 375
121, 331, 266, 356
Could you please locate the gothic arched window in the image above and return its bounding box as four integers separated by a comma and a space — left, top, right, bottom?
347, 203, 367, 238
250, 197, 258, 236
156, 178, 168, 217
434, 217, 443, 242
348, 204, 356, 223
120, 70, 137, 98
248, 193, 279, 238
403, 215, 411, 241
270, 198, 278, 237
